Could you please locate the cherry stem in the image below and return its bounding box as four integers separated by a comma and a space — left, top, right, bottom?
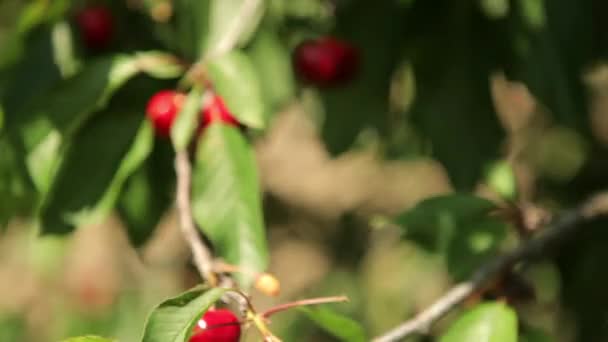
261, 296, 349, 318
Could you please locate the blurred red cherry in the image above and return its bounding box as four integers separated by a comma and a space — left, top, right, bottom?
293, 37, 359, 86
189, 308, 241, 342
200, 94, 240, 127
146, 90, 185, 137
76, 6, 114, 50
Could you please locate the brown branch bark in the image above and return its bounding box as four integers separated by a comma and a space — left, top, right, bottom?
373, 193, 608, 342
174, 150, 217, 286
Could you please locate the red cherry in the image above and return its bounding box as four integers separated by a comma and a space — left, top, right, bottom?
293, 37, 359, 86
200, 95, 240, 128
189, 309, 241, 342
76, 6, 114, 49
146, 90, 185, 137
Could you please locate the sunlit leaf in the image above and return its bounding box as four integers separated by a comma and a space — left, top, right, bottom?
248, 29, 295, 114
142, 287, 228, 342
171, 87, 203, 151
439, 302, 517, 342
301, 307, 367, 342
192, 124, 269, 287
396, 194, 506, 280
207, 51, 266, 129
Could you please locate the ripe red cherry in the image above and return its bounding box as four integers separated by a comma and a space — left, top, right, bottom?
146, 90, 185, 137
76, 6, 114, 49
293, 37, 359, 86
200, 94, 240, 127
189, 308, 241, 342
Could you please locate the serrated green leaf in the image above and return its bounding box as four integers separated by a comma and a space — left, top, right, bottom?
142, 287, 228, 342
248, 29, 295, 114
300, 307, 367, 342
62, 336, 116, 342
396, 194, 506, 280
439, 302, 517, 342
204, 0, 265, 55
192, 124, 269, 287
207, 51, 266, 129
171, 87, 203, 151
40, 113, 153, 234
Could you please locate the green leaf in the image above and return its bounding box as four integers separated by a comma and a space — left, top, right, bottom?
320, 1, 404, 155
40, 113, 153, 234
171, 87, 203, 151
62, 336, 116, 342
300, 307, 367, 342
0, 313, 26, 342
118, 142, 175, 247
192, 124, 269, 287
510, 1, 592, 132
142, 287, 228, 342
403, 2, 505, 190
2, 27, 63, 118
14, 55, 139, 154
520, 326, 553, 342
396, 194, 506, 280
248, 29, 295, 114
175, 0, 211, 59
136, 51, 186, 79
204, 0, 266, 55
0, 136, 35, 226
207, 51, 266, 129
439, 302, 517, 342
10, 55, 140, 194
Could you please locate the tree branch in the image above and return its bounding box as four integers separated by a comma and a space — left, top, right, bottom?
373, 192, 608, 342
174, 150, 217, 286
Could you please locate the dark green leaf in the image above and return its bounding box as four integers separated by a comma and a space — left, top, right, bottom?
404, 2, 505, 190
118, 142, 175, 247
175, 0, 210, 59
248, 29, 295, 114
439, 302, 517, 342
320, 1, 405, 154
11, 55, 139, 193
192, 124, 269, 287
171, 87, 203, 151
40, 113, 153, 234
204, 0, 265, 55
396, 194, 506, 280
142, 287, 228, 342
0, 136, 35, 226
207, 51, 266, 129
509, 0, 592, 132
300, 307, 367, 342
520, 326, 553, 342
0, 314, 26, 342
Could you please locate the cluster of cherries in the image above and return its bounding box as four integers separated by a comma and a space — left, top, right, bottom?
75, 6, 360, 136
74, 6, 358, 341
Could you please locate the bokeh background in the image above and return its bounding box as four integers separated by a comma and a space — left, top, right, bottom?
3, 0, 608, 341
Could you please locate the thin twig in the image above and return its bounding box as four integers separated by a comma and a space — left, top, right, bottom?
373, 192, 608, 342
261, 296, 349, 318
174, 151, 217, 286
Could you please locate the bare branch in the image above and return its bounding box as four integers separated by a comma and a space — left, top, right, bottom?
174, 150, 218, 286
373, 192, 608, 342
